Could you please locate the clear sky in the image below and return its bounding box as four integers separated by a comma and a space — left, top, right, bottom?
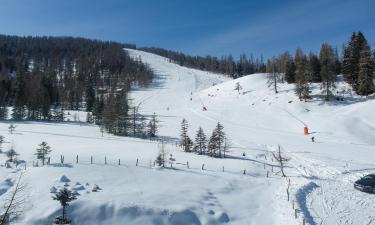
0, 0, 374, 58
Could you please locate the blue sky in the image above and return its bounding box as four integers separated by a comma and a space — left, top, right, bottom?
0, 0, 374, 58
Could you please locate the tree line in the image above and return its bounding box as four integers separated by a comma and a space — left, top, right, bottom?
265, 31, 374, 100
140, 47, 266, 78
0, 35, 161, 138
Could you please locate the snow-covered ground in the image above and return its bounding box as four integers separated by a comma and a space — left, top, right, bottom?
0, 49, 374, 225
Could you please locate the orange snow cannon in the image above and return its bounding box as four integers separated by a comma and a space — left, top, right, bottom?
304, 126, 309, 135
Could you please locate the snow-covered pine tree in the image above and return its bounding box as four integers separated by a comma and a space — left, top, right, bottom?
357, 42, 374, 96
52, 187, 77, 224
319, 43, 336, 101
194, 127, 207, 155
180, 118, 192, 152
35, 141, 52, 166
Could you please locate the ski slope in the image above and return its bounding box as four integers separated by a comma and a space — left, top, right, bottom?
0, 49, 374, 225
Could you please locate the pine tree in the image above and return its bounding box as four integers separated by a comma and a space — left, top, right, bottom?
6, 145, 18, 162
294, 48, 310, 101
147, 112, 158, 138
35, 141, 52, 166
207, 131, 218, 157
357, 42, 374, 96
319, 43, 336, 101
52, 187, 77, 224
0, 104, 7, 120
194, 127, 207, 155
307, 53, 321, 82
342, 32, 368, 93
180, 118, 192, 152
207, 122, 226, 158
285, 60, 296, 83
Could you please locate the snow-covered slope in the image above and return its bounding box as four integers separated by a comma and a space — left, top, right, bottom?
0, 49, 374, 225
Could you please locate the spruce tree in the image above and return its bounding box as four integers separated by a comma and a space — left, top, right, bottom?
6, 146, 18, 162
357, 42, 374, 96
194, 127, 207, 155
52, 187, 77, 224
294, 48, 310, 100
307, 53, 321, 83
285, 60, 296, 83
180, 118, 193, 152
207, 122, 225, 158
35, 141, 52, 166
147, 113, 158, 138
319, 43, 336, 101
342, 32, 368, 93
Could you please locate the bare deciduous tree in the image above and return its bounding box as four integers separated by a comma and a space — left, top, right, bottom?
272, 145, 290, 177
0, 173, 27, 225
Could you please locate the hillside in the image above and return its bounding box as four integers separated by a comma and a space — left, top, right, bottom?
0, 49, 374, 225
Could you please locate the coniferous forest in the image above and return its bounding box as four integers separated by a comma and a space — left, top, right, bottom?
0, 35, 154, 137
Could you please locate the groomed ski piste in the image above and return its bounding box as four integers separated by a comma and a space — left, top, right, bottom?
0, 48, 374, 225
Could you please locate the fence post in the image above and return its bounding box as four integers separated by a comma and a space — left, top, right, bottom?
118, 159, 121, 165
267, 171, 269, 178
105, 156, 107, 165
243, 169, 246, 175
292, 200, 295, 210
76, 155, 78, 164
91, 156, 93, 164
201, 164, 205, 170
222, 166, 224, 172
295, 209, 298, 219
187, 161, 189, 169
136, 158, 139, 166
263, 163, 266, 169
271, 165, 274, 172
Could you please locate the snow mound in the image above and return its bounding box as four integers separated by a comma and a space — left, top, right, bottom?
59, 175, 71, 183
